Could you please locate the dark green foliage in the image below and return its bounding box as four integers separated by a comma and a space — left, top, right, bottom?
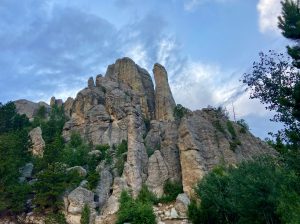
115, 140, 128, 176
213, 119, 225, 134
137, 185, 158, 204
116, 140, 128, 156
243, 51, 300, 147
146, 146, 155, 157
158, 180, 183, 203
0, 129, 31, 214
216, 106, 229, 119
86, 170, 100, 190
237, 119, 249, 133
188, 158, 300, 224
41, 105, 66, 144
116, 190, 156, 224
33, 162, 82, 212
278, 0, 300, 68
174, 104, 188, 120
0, 102, 30, 134
45, 212, 67, 224
95, 144, 110, 160
226, 121, 237, 139
36, 105, 47, 119
80, 204, 90, 224
144, 117, 150, 133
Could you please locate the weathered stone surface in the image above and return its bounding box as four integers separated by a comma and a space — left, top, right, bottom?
88, 76, 95, 88
105, 57, 155, 119
19, 163, 33, 179
14, 99, 50, 119
66, 166, 87, 177
64, 97, 74, 118
96, 168, 113, 210
175, 193, 190, 217
178, 110, 275, 197
146, 150, 169, 197
67, 187, 96, 215
153, 63, 176, 121
50, 96, 63, 107
29, 127, 45, 157
123, 111, 148, 197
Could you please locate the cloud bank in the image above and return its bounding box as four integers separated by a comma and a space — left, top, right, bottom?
257, 0, 282, 34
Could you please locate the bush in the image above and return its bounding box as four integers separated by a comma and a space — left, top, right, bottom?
137, 185, 158, 204
45, 213, 67, 224
237, 119, 249, 133
174, 104, 188, 120
116, 190, 156, 224
80, 204, 90, 224
158, 180, 183, 203
33, 163, 82, 212
188, 157, 300, 224
86, 170, 100, 190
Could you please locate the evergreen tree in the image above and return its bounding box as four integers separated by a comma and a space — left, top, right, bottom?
278, 0, 300, 68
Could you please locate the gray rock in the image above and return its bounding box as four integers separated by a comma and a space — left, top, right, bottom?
67, 166, 87, 177
19, 163, 33, 179
170, 208, 179, 219
153, 63, 176, 121
175, 193, 190, 217
67, 187, 95, 215
29, 127, 45, 157
96, 168, 113, 210
146, 150, 169, 196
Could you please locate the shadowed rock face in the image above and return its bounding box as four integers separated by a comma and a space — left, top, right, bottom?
13, 58, 276, 223
153, 63, 176, 121
14, 99, 50, 120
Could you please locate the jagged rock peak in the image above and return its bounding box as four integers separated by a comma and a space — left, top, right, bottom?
153, 63, 176, 121
88, 76, 95, 88
104, 57, 155, 120
50, 96, 63, 107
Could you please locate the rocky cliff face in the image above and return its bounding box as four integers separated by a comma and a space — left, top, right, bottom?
13, 57, 275, 223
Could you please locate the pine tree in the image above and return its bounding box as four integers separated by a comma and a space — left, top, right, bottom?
278, 0, 300, 68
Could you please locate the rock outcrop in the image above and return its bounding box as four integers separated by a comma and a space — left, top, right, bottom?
178, 109, 274, 196
153, 63, 176, 121
29, 127, 45, 157
14, 99, 50, 120
8, 58, 277, 224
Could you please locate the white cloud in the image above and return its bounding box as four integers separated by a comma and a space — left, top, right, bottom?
125, 43, 149, 69
257, 0, 282, 34
184, 0, 231, 11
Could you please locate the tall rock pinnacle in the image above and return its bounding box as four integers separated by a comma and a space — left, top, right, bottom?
153, 63, 176, 121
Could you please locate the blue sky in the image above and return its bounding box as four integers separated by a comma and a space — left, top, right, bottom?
0, 0, 288, 138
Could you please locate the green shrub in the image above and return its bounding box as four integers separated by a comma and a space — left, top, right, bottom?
117, 190, 156, 224
137, 185, 158, 204
237, 119, 249, 133
188, 157, 300, 224
158, 180, 183, 203
226, 121, 237, 139
116, 140, 128, 156
213, 120, 225, 134
146, 147, 155, 157
45, 212, 67, 224
95, 144, 110, 160
80, 204, 90, 224
87, 170, 100, 190
173, 104, 188, 120
33, 162, 82, 212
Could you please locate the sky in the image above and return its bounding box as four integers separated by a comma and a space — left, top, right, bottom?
0, 0, 290, 139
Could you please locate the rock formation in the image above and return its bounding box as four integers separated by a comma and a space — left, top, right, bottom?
14, 99, 50, 120
29, 127, 45, 157
153, 63, 176, 121
10, 57, 275, 224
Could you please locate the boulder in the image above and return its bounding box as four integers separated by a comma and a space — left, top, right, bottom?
29, 127, 45, 157
19, 163, 33, 179
66, 166, 87, 177
67, 187, 96, 215
175, 193, 190, 217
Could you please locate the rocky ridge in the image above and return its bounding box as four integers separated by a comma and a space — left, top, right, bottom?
10, 57, 274, 224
